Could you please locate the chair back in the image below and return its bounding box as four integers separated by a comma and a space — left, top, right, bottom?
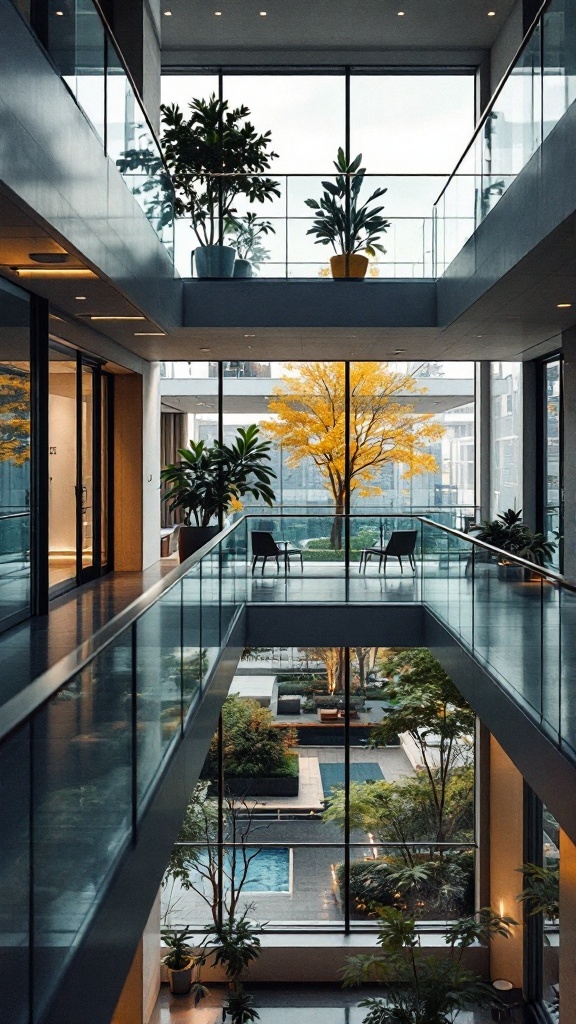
251, 531, 280, 557
384, 530, 418, 556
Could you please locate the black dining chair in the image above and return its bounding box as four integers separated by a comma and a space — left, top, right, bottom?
359, 529, 418, 574
250, 531, 303, 575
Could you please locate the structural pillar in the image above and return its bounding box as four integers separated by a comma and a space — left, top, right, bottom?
522, 360, 538, 531
489, 736, 524, 987
109, 0, 161, 133
476, 361, 491, 521
560, 829, 576, 1024
562, 329, 576, 578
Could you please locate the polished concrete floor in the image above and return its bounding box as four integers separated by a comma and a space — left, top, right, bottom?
150, 983, 499, 1023
0, 562, 175, 709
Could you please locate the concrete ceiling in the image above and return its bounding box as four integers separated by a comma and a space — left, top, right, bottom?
160, 0, 517, 57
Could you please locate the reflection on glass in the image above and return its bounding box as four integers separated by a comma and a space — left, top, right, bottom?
48, 351, 77, 589
0, 724, 30, 1024
101, 374, 108, 566
544, 359, 561, 569
542, 806, 560, 1013
490, 362, 523, 518
48, 0, 106, 143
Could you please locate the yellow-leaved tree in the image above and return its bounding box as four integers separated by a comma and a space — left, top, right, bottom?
264, 362, 444, 548
0, 369, 30, 465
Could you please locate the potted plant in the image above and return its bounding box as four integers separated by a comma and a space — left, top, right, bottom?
470, 508, 557, 581
342, 904, 516, 1023
225, 213, 275, 278
161, 424, 276, 561
161, 927, 206, 997
205, 915, 262, 1024
305, 148, 390, 279
159, 95, 280, 277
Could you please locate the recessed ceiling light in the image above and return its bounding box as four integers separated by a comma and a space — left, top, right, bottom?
487, 10, 496, 15
244, 333, 256, 338
29, 252, 68, 263
200, 347, 212, 352
260, 10, 267, 15
557, 303, 572, 308
55, 9, 64, 14
134, 332, 166, 336
164, 9, 172, 14
14, 268, 94, 277
90, 315, 146, 321
394, 348, 406, 353
215, 10, 222, 14
397, 10, 405, 15
75, 295, 87, 300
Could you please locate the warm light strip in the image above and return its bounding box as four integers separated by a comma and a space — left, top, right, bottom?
14, 268, 96, 278
134, 332, 166, 336
90, 315, 146, 321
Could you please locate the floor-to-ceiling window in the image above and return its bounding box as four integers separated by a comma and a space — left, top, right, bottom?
161, 646, 476, 931
490, 362, 523, 517
0, 279, 31, 630
160, 70, 475, 278
541, 356, 562, 571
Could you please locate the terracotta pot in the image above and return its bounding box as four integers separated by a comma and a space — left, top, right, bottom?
166, 960, 193, 995
330, 253, 369, 279
178, 525, 220, 562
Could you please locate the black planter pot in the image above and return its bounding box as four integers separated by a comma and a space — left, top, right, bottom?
178, 525, 220, 563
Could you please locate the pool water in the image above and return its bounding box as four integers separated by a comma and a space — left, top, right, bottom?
239, 847, 290, 892
319, 762, 384, 797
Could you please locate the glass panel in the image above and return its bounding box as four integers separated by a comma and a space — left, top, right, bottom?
136, 588, 183, 813
81, 365, 94, 572
101, 374, 109, 566
544, 359, 561, 570
490, 362, 523, 517
542, 806, 560, 1013
0, 724, 30, 1024
47, 0, 106, 144
0, 279, 31, 627
33, 637, 133, 1019
560, 587, 576, 758
49, 350, 77, 589
543, 0, 576, 142
182, 565, 202, 717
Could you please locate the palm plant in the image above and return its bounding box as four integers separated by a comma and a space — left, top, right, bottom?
225, 213, 275, 268
160, 95, 280, 247
471, 508, 556, 565
305, 148, 390, 257
161, 424, 276, 527
342, 905, 516, 1024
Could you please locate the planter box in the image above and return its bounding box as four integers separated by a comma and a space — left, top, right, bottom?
224, 775, 299, 797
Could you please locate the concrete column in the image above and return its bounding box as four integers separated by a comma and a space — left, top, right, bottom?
522, 360, 537, 531
111, 941, 144, 1024
560, 830, 576, 1023
143, 892, 161, 1024
142, 361, 161, 570
489, 736, 524, 987
562, 329, 576, 578
114, 373, 143, 571
476, 361, 491, 521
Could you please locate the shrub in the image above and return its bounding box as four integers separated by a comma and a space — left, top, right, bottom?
203, 695, 298, 780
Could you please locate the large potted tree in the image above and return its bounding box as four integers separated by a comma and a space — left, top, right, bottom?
160, 95, 280, 277
305, 148, 390, 279
161, 424, 276, 561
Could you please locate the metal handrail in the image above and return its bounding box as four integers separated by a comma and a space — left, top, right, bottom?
0, 511, 30, 521
433, 0, 551, 208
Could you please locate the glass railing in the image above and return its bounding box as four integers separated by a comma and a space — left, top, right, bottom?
177, 174, 444, 279
2, 510, 574, 1019
435, 0, 576, 272
0, 511, 30, 629
10, 0, 174, 254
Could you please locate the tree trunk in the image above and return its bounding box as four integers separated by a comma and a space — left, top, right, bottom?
330, 501, 345, 550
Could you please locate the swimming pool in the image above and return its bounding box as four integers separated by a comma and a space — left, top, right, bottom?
191, 847, 291, 893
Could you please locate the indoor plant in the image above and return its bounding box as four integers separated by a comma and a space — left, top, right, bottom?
225, 213, 275, 277
161, 424, 276, 561
342, 904, 516, 1024
305, 148, 389, 279
161, 927, 206, 997
160, 95, 280, 277
470, 508, 556, 580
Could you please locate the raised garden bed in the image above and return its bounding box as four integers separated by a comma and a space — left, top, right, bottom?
224, 775, 299, 797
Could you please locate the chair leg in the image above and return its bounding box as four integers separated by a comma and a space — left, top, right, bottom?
251, 556, 257, 575
398, 556, 403, 573
383, 554, 387, 574
261, 556, 267, 576
276, 556, 280, 572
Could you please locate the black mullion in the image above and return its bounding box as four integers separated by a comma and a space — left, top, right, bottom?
93, 368, 102, 578
131, 622, 138, 841
558, 355, 564, 573
345, 362, 351, 599
218, 362, 224, 642
30, 296, 49, 616
28, 719, 35, 1024
217, 712, 224, 929
523, 783, 543, 1003
105, 373, 115, 572
75, 354, 83, 584
344, 646, 351, 934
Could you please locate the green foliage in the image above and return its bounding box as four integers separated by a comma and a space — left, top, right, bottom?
160, 95, 280, 246
225, 212, 275, 267
342, 906, 516, 1024
471, 508, 557, 566
517, 862, 559, 922
223, 987, 260, 1024
161, 927, 197, 971
203, 915, 261, 985
164, 783, 218, 892
305, 148, 390, 257
161, 424, 276, 527
204, 695, 297, 779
